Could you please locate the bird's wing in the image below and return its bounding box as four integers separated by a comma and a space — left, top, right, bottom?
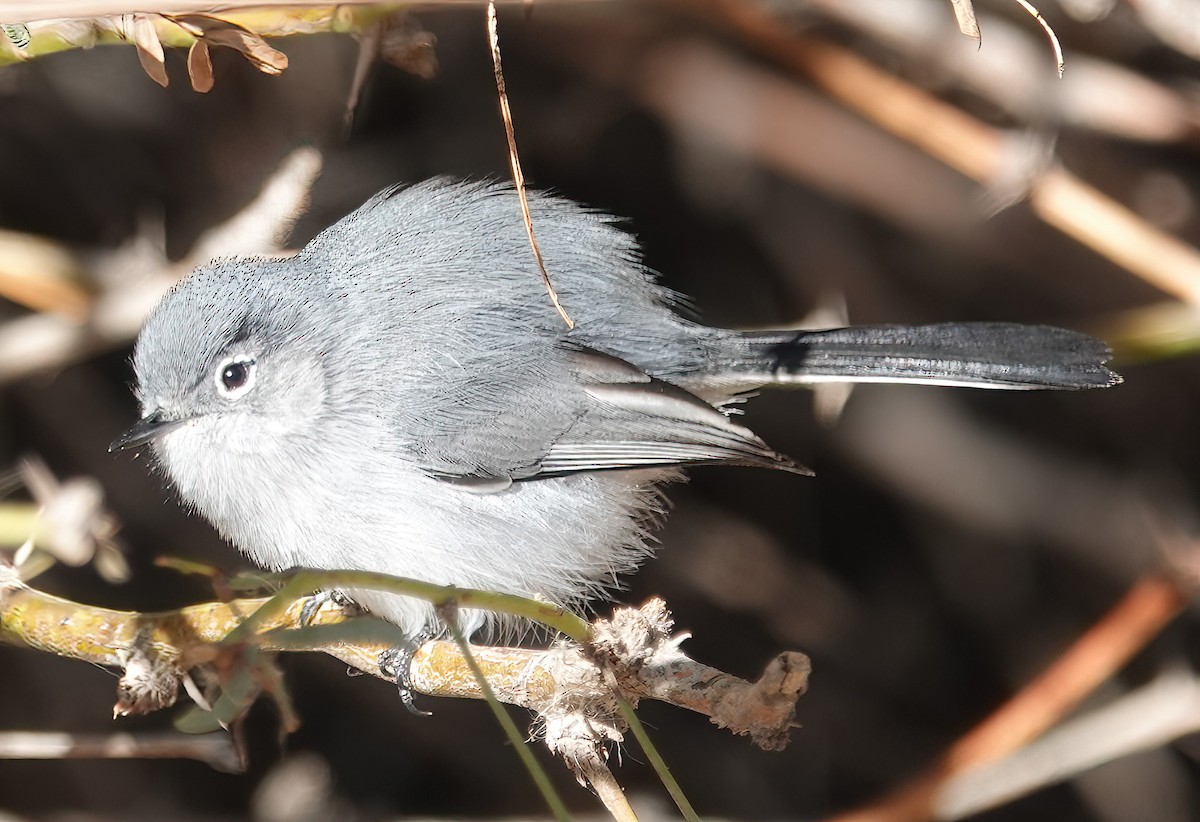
419, 348, 806, 485
530, 349, 805, 477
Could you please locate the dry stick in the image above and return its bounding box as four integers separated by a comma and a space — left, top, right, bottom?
824, 574, 1187, 822
708, 0, 1200, 306
487, 0, 574, 329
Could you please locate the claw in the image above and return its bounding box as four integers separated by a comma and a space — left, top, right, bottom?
379, 629, 435, 717
299, 589, 356, 626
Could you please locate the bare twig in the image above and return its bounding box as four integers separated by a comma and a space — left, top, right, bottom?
580, 758, 640, 822
0, 563, 807, 817
0, 568, 808, 750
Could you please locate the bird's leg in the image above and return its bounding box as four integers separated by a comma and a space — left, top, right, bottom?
379, 627, 436, 717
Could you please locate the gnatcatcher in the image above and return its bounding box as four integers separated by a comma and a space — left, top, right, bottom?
113, 179, 1119, 642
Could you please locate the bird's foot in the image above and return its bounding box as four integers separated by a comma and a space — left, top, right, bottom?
299, 589, 358, 626
379, 628, 436, 717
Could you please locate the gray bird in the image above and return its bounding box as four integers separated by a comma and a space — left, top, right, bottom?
114, 179, 1119, 644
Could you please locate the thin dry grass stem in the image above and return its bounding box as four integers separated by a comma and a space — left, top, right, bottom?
1011, 0, 1065, 77
824, 574, 1187, 822
487, 1, 573, 328
706, 0, 1200, 306
440, 610, 573, 822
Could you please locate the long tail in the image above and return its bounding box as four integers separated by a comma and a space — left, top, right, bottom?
713, 322, 1120, 390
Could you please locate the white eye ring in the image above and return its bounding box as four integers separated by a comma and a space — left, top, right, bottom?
214, 355, 257, 399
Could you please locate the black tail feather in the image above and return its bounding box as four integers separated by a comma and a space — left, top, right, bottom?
731, 323, 1120, 390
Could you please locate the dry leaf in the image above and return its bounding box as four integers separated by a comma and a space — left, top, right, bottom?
381, 17, 438, 79
126, 13, 168, 88
168, 14, 288, 76
187, 38, 213, 92
949, 0, 982, 41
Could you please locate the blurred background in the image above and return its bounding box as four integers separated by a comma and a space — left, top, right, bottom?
1, 0, 1198, 819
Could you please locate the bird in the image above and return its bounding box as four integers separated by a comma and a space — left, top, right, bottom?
114, 178, 1120, 648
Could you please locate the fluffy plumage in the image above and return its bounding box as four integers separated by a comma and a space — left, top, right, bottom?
124, 179, 1119, 637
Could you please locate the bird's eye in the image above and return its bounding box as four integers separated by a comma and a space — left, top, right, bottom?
214, 355, 257, 399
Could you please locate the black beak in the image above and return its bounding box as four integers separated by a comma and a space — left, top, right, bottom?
109, 411, 188, 452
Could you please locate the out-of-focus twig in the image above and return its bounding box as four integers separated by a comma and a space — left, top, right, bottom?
1102, 300, 1200, 362
705, 0, 1200, 306
0, 146, 321, 386
825, 574, 1186, 822
937, 666, 1200, 820
812, 0, 1198, 143
839, 388, 1155, 579
10, 455, 128, 583
0, 230, 89, 319
0, 730, 241, 772
1131, 0, 1200, 60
